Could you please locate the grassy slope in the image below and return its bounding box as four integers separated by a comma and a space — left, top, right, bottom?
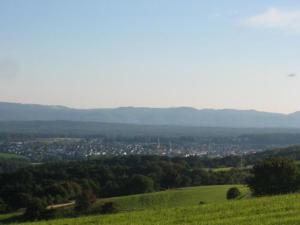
94, 185, 248, 211
0, 185, 247, 224
14, 193, 300, 225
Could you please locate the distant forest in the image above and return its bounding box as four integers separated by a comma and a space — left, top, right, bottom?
0, 155, 249, 212
1, 121, 300, 138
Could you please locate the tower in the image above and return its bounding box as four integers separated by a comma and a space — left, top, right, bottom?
157, 137, 161, 150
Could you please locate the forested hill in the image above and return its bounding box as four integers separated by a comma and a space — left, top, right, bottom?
1, 121, 300, 138
1, 102, 300, 128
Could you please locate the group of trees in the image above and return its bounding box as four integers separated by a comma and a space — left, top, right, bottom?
247, 158, 300, 196
2, 153, 300, 222
0, 198, 7, 213
0, 155, 249, 215
0, 158, 29, 174
74, 190, 97, 212
226, 157, 300, 199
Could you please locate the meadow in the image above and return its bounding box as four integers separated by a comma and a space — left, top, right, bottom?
93, 184, 248, 211
0, 184, 248, 224
5, 192, 300, 225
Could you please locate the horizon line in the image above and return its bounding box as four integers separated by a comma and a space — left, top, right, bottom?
0, 100, 298, 115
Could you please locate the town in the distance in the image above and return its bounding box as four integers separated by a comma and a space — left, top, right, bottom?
1, 102, 300, 163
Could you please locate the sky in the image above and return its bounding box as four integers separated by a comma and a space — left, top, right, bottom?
0, 0, 300, 113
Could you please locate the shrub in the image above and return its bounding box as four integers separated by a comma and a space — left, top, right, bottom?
0, 198, 8, 213
128, 175, 154, 194
16, 193, 32, 208
226, 187, 241, 200
60, 181, 82, 199
23, 198, 47, 221
74, 190, 96, 213
100, 202, 119, 214
247, 158, 300, 196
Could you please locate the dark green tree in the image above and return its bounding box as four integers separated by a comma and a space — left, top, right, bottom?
247, 158, 300, 195
15, 193, 32, 208
23, 198, 47, 221
0, 198, 7, 213
74, 190, 96, 213
128, 175, 154, 194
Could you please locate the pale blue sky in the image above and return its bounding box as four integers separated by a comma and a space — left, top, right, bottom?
1, 0, 300, 113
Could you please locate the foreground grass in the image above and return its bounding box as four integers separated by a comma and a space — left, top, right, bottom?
94, 185, 248, 211
0, 212, 23, 224
12, 193, 300, 225
0, 185, 247, 224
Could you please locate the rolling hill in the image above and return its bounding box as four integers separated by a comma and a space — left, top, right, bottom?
93, 185, 248, 211
1, 102, 300, 128
1, 120, 300, 137
4, 189, 300, 225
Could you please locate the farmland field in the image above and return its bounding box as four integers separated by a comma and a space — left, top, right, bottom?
93, 184, 249, 211
6, 192, 300, 225
0, 184, 248, 224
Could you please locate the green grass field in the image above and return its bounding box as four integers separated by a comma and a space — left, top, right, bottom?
0, 184, 248, 224
93, 185, 248, 211
8, 193, 300, 225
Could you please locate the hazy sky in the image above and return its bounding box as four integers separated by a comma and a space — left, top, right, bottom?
1, 0, 300, 113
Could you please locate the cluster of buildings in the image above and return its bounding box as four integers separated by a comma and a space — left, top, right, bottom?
0, 137, 262, 162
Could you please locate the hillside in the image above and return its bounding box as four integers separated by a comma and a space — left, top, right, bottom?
93, 185, 248, 211
1, 102, 300, 128
0, 184, 248, 224
7, 192, 300, 225
2, 121, 300, 137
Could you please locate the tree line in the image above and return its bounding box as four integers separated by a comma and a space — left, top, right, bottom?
1, 154, 300, 222
0, 155, 249, 213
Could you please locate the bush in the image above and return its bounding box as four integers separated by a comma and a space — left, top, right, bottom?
247, 158, 300, 196
128, 175, 154, 194
16, 193, 32, 208
0, 198, 8, 213
23, 198, 47, 221
74, 190, 96, 213
226, 187, 241, 200
100, 202, 119, 214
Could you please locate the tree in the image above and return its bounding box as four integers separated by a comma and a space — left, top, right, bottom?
102, 181, 120, 197
74, 190, 96, 213
175, 175, 192, 187
15, 193, 32, 208
128, 175, 154, 194
226, 187, 241, 200
60, 181, 82, 199
45, 183, 67, 203
247, 158, 300, 196
23, 198, 47, 221
80, 179, 99, 195
0, 198, 7, 213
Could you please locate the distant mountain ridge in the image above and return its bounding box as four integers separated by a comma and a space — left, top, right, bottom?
0, 102, 300, 128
